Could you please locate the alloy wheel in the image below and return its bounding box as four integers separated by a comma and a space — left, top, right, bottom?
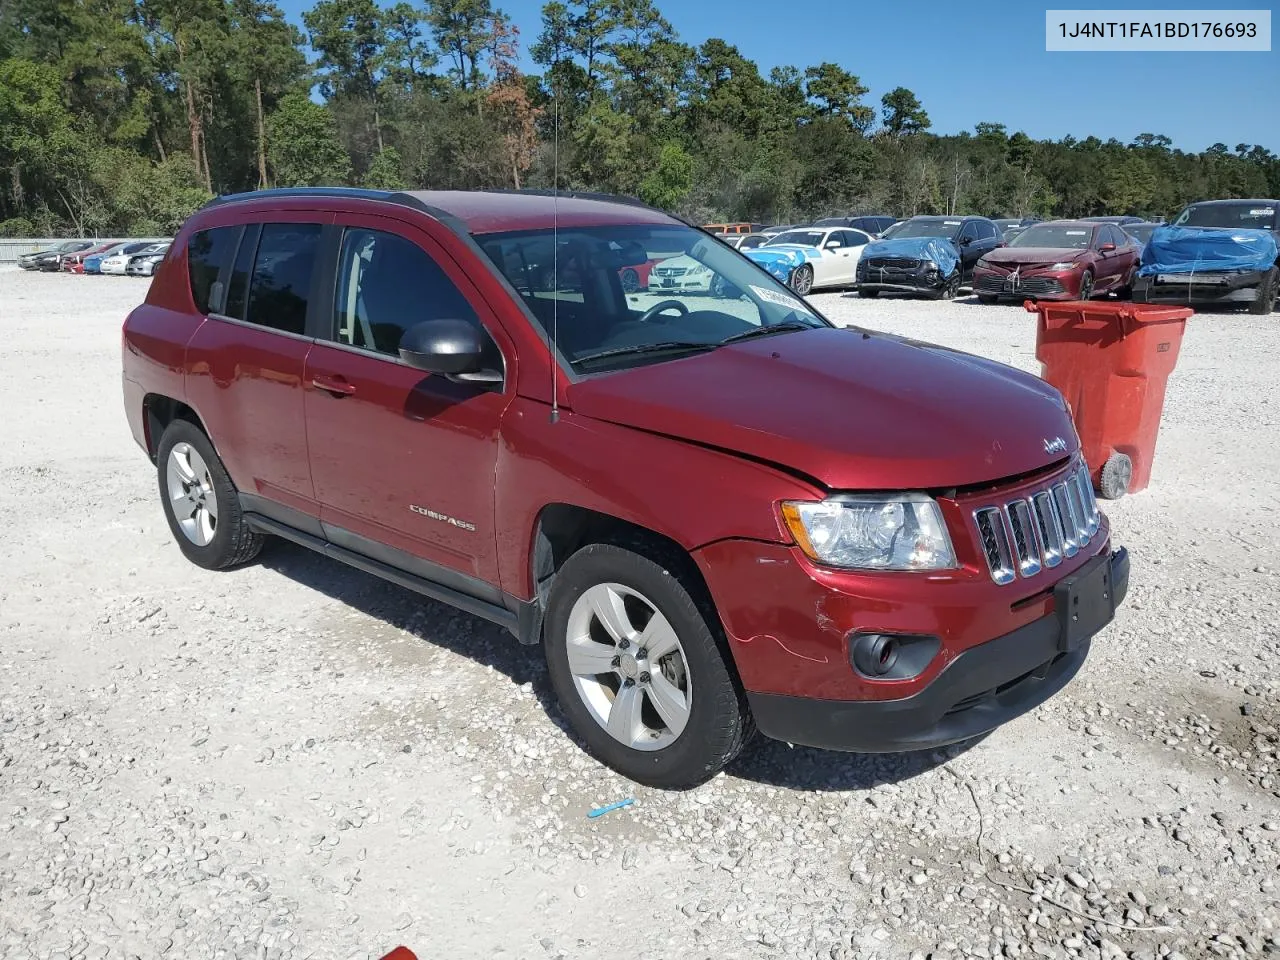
165, 441, 218, 546
564, 582, 692, 751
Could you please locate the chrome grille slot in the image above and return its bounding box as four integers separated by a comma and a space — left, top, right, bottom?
1052, 483, 1080, 557
1005, 499, 1042, 577
1075, 466, 1100, 535
974, 461, 1101, 584
975, 507, 1015, 585
1032, 492, 1064, 568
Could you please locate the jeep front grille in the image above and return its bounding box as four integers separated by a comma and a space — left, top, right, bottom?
974, 463, 1100, 585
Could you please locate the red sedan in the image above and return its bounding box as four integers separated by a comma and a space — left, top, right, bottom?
61, 241, 119, 274
972, 220, 1140, 303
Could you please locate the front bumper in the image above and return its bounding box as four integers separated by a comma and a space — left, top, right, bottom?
1132, 269, 1265, 304
748, 547, 1129, 752
856, 262, 948, 294
973, 267, 1077, 300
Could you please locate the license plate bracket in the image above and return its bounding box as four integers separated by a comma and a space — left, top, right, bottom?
1054, 554, 1116, 652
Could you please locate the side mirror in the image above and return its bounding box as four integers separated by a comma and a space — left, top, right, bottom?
958, 235, 973, 246
824, 240, 841, 250
1099, 242, 1117, 253
399, 319, 499, 383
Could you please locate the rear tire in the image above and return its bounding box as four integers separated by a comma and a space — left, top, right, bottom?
156, 420, 264, 570
1248, 266, 1277, 315
544, 543, 752, 789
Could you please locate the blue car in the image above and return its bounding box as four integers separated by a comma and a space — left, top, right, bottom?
85, 241, 153, 274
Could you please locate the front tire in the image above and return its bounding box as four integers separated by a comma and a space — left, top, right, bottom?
1248, 266, 1277, 315
544, 543, 752, 789
1078, 269, 1095, 301
156, 420, 264, 570
620, 268, 640, 293
789, 264, 814, 296
934, 271, 961, 300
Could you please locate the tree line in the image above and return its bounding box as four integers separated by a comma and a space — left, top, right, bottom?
2, 0, 1277, 237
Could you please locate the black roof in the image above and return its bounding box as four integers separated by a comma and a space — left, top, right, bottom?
1184, 198, 1278, 206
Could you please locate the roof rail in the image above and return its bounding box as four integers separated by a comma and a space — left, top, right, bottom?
482, 187, 660, 212
201, 186, 417, 210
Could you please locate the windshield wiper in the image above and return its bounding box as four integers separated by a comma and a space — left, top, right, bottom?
574, 340, 717, 366
718, 320, 821, 346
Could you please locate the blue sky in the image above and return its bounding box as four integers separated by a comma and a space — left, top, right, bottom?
276, 0, 1278, 152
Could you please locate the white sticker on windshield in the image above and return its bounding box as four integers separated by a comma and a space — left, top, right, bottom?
1249, 208, 1271, 216
1065, 230, 1088, 235
943, 220, 961, 225
750, 285, 814, 313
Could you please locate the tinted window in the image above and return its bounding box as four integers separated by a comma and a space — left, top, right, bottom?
224, 224, 260, 321
957, 222, 979, 240
187, 226, 240, 315
245, 224, 321, 336
334, 228, 479, 356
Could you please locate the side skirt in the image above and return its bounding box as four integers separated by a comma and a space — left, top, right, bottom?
242, 509, 540, 643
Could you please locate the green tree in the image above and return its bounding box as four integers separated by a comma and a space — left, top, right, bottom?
880, 86, 930, 136
638, 140, 692, 209
804, 63, 872, 133
303, 0, 387, 150
362, 147, 408, 188
266, 93, 352, 186
229, 0, 307, 188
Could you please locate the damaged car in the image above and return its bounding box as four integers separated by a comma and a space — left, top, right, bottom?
1132, 199, 1279, 314
855, 215, 1003, 299
972, 220, 1140, 303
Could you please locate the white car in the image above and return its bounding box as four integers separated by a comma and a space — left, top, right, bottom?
125, 242, 172, 277
99, 240, 162, 275
647, 254, 716, 294
745, 226, 873, 293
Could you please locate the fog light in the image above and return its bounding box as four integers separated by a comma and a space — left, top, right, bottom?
848, 632, 941, 681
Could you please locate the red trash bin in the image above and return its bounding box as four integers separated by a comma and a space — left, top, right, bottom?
1026, 300, 1191, 499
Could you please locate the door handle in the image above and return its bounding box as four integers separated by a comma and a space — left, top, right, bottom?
311, 375, 356, 397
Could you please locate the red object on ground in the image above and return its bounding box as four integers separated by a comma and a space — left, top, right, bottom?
377, 948, 417, 960
1028, 299, 1191, 497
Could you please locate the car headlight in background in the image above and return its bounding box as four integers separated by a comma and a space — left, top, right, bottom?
1050, 262, 1078, 271
780, 495, 956, 571
976, 256, 990, 268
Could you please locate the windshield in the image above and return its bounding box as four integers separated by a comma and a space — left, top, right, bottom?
893, 219, 962, 239
477, 224, 829, 373
1125, 224, 1156, 244
1175, 203, 1276, 230
767, 230, 826, 247
1009, 224, 1094, 249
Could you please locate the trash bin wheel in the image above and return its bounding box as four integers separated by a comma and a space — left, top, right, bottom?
1098, 452, 1133, 500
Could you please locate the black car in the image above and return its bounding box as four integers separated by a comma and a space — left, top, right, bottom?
18, 239, 93, 271
856, 215, 1005, 298
813, 215, 897, 236
1132, 199, 1279, 314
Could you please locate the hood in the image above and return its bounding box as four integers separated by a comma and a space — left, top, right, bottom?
1137, 224, 1278, 277
744, 246, 815, 283
983, 246, 1084, 267
861, 237, 960, 275
567, 327, 1077, 490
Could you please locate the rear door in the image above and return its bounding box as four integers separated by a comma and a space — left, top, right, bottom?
183, 216, 327, 531
302, 213, 513, 593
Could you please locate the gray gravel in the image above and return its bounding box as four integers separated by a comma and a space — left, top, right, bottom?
2, 270, 1279, 959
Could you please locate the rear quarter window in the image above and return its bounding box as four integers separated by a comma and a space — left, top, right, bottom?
187, 226, 240, 315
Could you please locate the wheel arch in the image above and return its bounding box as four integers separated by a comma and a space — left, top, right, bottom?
142, 393, 210, 462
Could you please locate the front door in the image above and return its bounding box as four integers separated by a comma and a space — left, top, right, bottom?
303, 214, 512, 594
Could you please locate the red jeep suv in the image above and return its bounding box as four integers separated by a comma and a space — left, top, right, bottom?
121, 187, 1128, 789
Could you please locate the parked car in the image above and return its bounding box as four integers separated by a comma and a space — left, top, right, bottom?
125, 242, 172, 277
878, 220, 907, 239
758, 223, 800, 237
972, 221, 1140, 303
717, 232, 770, 251
856, 215, 1004, 298
17, 239, 92, 270
1122, 223, 1159, 248
703, 221, 764, 235
813, 215, 897, 236
61, 240, 120, 274
84, 241, 151, 275
1132, 198, 1279, 313
100, 241, 159, 275
122, 186, 1127, 789
743, 226, 873, 294
1080, 215, 1146, 226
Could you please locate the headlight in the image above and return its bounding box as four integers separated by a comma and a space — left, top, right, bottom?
976, 256, 990, 268
1050, 262, 1077, 271
780, 495, 956, 571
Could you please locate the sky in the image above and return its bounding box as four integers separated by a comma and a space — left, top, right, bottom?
275, 0, 1279, 152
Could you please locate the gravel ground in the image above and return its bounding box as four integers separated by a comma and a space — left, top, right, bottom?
2, 269, 1278, 960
